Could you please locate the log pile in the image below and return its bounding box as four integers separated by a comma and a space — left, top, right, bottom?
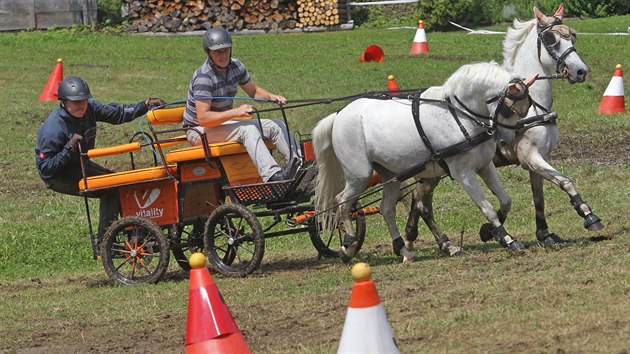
123, 0, 300, 33
295, 0, 342, 28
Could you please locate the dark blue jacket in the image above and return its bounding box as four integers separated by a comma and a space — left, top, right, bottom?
35, 98, 148, 181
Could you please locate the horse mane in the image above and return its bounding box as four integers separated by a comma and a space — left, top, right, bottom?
442, 62, 514, 100
502, 18, 536, 71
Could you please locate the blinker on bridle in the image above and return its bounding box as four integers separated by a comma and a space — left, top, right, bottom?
486, 78, 532, 128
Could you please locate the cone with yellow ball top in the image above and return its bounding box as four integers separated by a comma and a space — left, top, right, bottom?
597, 64, 626, 114
185, 253, 251, 354
387, 75, 401, 97
337, 263, 400, 354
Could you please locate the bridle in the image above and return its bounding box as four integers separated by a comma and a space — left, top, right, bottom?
450, 78, 532, 133
537, 17, 578, 77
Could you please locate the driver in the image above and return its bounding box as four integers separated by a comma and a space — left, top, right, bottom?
35, 76, 165, 247
183, 27, 300, 182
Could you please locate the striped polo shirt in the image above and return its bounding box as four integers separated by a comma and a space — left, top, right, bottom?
183, 57, 251, 128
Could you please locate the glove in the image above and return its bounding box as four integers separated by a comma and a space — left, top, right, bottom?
68, 133, 83, 151
145, 97, 166, 109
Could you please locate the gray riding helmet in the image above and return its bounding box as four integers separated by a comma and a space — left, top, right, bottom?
58, 76, 92, 101
202, 28, 232, 51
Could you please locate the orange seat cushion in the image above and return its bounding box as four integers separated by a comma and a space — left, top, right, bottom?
165, 141, 275, 163
78, 165, 177, 191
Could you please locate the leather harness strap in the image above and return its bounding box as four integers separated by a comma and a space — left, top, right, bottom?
396, 92, 494, 182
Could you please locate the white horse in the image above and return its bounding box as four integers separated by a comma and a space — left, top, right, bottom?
313, 62, 536, 262
404, 4, 602, 254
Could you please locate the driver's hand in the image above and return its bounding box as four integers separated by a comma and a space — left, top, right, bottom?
236, 104, 253, 116
269, 94, 286, 105
145, 97, 166, 109
68, 133, 83, 151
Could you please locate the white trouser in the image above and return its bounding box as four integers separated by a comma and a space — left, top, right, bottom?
186, 119, 298, 182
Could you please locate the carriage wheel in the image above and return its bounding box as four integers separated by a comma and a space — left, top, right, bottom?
204, 204, 264, 277
170, 219, 206, 272
100, 216, 170, 285
308, 213, 366, 259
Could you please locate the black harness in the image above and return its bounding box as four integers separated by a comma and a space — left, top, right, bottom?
396, 80, 529, 181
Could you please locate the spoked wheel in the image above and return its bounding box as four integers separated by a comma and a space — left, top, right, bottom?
308, 212, 366, 259
204, 203, 264, 277
100, 216, 170, 285
170, 219, 206, 272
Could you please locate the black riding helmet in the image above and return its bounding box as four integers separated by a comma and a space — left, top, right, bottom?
58, 76, 92, 101
202, 28, 232, 51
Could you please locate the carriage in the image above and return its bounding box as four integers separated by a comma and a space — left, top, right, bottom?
78, 103, 371, 285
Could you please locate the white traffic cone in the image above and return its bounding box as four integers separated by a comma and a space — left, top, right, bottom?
409, 20, 429, 55
598, 64, 625, 114
337, 263, 400, 354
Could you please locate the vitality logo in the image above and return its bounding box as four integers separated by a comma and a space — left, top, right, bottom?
134, 188, 164, 218
134, 188, 161, 208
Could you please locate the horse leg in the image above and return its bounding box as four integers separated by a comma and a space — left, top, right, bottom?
529, 171, 563, 246
381, 179, 415, 263
404, 178, 461, 256
455, 166, 525, 251
525, 155, 604, 244
476, 163, 513, 244
403, 184, 421, 249
337, 178, 369, 261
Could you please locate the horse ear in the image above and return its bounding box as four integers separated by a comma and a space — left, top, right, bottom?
525, 74, 539, 87
534, 7, 545, 21
508, 82, 519, 93
554, 3, 565, 19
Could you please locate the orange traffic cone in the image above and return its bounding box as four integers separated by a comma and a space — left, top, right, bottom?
185, 253, 252, 354
39, 58, 64, 101
387, 75, 401, 96
597, 64, 625, 114
409, 20, 429, 55
359, 45, 384, 63
338, 263, 400, 354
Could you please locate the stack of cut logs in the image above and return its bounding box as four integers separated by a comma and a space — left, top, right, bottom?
123, 0, 300, 33
123, 0, 348, 33
295, 0, 341, 27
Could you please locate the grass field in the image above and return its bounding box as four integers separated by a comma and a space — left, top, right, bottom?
1, 14, 630, 353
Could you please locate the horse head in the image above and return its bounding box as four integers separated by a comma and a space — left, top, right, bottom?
488, 74, 537, 147
535, 4, 589, 83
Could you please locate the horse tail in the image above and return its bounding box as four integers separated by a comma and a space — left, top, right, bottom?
313, 113, 345, 231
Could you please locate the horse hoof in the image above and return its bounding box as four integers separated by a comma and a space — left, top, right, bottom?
404, 240, 415, 251
540, 233, 565, 247
340, 245, 356, 264
584, 214, 604, 231
440, 241, 462, 256
401, 247, 415, 263
479, 223, 494, 242
340, 251, 352, 264
507, 240, 527, 251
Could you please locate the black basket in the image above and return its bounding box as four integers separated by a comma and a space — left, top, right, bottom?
224, 180, 293, 205
223, 161, 318, 206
